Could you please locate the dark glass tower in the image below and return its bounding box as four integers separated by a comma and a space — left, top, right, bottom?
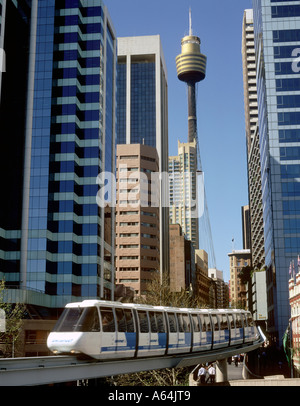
0, 0, 117, 308
253, 0, 300, 343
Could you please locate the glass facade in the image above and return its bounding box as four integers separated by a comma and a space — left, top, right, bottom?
253, 0, 300, 341
130, 61, 156, 146
116, 61, 126, 144
0, 0, 116, 307
116, 58, 156, 147
0, 0, 30, 281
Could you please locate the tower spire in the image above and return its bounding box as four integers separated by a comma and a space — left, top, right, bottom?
189, 7, 192, 36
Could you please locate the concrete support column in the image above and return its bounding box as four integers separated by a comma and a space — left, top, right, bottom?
216, 358, 228, 383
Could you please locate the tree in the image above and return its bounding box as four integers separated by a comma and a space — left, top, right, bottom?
238, 265, 253, 286
136, 273, 205, 309
0, 280, 26, 357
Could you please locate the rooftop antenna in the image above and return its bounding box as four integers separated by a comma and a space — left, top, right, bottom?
189, 7, 193, 36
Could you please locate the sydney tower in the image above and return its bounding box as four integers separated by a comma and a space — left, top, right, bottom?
176, 10, 207, 143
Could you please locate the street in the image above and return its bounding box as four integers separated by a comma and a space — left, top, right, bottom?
227, 361, 243, 381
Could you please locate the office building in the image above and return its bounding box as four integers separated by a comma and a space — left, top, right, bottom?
115, 144, 160, 296
116, 35, 169, 277
194, 249, 211, 307
253, 0, 300, 342
208, 268, 229, 309
0, 0, 117, 310
169, 224, 195, 293
228, 249, 251, 309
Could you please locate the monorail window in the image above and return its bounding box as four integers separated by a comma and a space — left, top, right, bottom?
116, 308, 135, 332
156, 312, 165, 333
100, 307, 115, 332
177, 313, 190, 332
116, 308, 127, 332
149, 312, 165, 333
183, 314, 190, 332
124, 309, 135, 332
247, 313, 254, 327
138, 310, 149, 333
235, 314, 243, 329
168, 313, 177, 332
81, 307, 100, 332
241, 313, 247, 327
199, 314, 206, 332
200, 314, 211, 332
53, 307, 100, 332
220, 314, 228, 330
177, 314, 184, 332
149, 311, 158, 333
211, 315, 219, 331
53, 308, 79, 332
191, 314, 200, 332
228, 314, 235, 329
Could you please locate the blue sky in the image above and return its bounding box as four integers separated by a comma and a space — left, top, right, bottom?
107, 0, 253, 282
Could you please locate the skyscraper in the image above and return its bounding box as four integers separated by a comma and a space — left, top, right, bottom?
169, 139, 198, 249
242, 9, 265, 269
252, 0, 300, 342
116, 35, 169, 277
0, 0, 117, 309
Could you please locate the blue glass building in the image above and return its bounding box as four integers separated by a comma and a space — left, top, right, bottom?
0, 0, 117, 310
253, 0, 300, 342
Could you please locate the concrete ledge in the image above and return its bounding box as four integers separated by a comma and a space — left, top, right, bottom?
228, 378, 300, 386
190, 376, 300, 386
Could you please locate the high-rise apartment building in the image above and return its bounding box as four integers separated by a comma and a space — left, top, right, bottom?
169, 139, 198, 249
115, 144, 160, 296
242, 9, 265, 269
252, 0, 300, 342
242, 9, 259, 154
0, 0, 117, 309
116, 35, 169, 277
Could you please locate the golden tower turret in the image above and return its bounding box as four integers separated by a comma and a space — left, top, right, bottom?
176, 9, 206, 142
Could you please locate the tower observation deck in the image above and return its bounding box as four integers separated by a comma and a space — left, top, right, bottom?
176, 10, 206, 143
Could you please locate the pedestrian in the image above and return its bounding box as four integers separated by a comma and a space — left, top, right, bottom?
206, 364, 216, 384
197, 364, 207, 385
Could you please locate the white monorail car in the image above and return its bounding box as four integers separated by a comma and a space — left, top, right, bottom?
47, 300, 260, 360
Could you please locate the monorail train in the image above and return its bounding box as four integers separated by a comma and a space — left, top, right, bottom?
47, 300, 261, 360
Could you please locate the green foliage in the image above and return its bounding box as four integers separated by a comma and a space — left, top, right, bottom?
136, 273, 207, 309
0, 280, 26, 357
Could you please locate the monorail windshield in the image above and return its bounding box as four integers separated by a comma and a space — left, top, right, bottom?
53, 307, 100, 332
